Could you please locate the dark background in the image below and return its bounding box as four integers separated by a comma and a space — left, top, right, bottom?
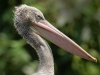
0, 0, 100, 75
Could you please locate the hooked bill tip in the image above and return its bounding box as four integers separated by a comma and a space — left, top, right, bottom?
89, 56, 97, 63
87, 54, 97, 63
93, 58, 97, 63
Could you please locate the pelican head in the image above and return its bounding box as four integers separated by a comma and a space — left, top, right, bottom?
14, 4, 97, 62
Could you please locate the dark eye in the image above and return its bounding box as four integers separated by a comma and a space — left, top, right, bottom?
35, 14, 44, 20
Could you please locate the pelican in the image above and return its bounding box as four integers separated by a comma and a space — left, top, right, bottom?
14, 5, 97, 75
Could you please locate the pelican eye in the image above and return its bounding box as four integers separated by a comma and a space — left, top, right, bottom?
35, 14, 44, 21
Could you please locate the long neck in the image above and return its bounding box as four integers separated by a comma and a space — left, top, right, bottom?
14, 21, 54, 75
33, 35, 54, 75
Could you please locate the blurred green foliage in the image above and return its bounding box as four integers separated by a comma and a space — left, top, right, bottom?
0, 0, 100, 75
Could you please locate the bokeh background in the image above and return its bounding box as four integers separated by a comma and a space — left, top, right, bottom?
0, 0, 100, 75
